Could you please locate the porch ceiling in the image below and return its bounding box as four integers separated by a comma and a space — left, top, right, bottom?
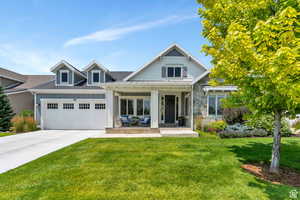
104, 81, 192, 92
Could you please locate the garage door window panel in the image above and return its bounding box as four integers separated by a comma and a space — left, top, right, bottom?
47, 103, 58, 109
79, 103, 90, 110
95, 103, 105, 110
63, 103, 74, 110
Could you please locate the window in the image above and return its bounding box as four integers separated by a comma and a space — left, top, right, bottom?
92, 71, 100, 83
95, 103, 105, 110
63, 103, 74, 110
136, 99, 151, 116
167, 67, 174, 77
79, 103, 90, 110
137, 99, 143, 115
120, 99, 127, 115
167, 67, 182, 78
144, 100, 150, 115
217, 96, 225, 115
60, 70, 69, 84
184, 97, 190, 116
120, 99, 134, 115
175, 67, 181, 77
47, 103, 58, 109
128, 100, 134, 115
208, 95, 225, 116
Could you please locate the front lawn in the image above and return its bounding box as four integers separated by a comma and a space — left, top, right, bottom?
1, 137, 300, 200
0, 132, 15, 137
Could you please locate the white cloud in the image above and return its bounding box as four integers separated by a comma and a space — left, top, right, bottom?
64, 15, 197, 47
0, 44, 69, 74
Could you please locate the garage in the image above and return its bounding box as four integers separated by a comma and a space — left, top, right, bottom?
41, 99, 106, 130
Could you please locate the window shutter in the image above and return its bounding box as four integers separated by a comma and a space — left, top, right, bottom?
182, 67, 188, 77
162, 67, 166, 78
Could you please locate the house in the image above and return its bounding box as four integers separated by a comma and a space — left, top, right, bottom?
30, 44, 236, 131
0, 67, 54, 114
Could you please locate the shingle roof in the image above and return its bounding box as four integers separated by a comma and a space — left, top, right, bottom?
110, 71, 133, 81
32, 79, 102, 90
4, 75, 55, 93
0, 67, 27, 82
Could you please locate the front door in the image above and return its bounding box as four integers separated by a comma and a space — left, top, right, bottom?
165, 95, 175, 123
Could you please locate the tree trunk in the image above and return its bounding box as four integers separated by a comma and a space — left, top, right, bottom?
270, 111, 282, 174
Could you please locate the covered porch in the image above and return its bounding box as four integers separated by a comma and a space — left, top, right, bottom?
104, 82, 193, 132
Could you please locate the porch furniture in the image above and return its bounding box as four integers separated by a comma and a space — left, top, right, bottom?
120, 115, 131, 127
178, 116, 186, 127
140, 117, 151, 126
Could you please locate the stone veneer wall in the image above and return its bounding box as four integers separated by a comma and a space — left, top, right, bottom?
193, 75, 225, 129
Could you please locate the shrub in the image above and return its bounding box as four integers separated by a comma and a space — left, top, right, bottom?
219, 124, 268, 138
223, 107, 249, 125
19, 110, 34, 117
245, 114, 292, 137
204, 120, 227, 133
0, 86, 14, 131
195, 116, 203, 130
292, 119, 300, 130
11, 116, 38, 133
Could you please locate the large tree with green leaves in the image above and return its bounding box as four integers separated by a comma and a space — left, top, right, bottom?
198, 0, 300, 173
0, 86, 14, 131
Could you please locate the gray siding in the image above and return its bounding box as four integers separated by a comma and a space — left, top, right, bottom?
87, 65, 106, 84
36, 93, 105, 124
56, 66, 73, 85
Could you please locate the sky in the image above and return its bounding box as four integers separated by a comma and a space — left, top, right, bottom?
0, 0, 211, 74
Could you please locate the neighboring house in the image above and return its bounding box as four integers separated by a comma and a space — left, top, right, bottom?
30, 44, 236, 130
0, 67, 54, 114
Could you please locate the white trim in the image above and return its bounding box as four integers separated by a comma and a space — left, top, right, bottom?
124, 43, 209, 81
60, 70, 71, 86
83, 60, 109, 72
34, 93, 37, 121
29, 89, 106, 94
91, 70, 101, 85
203, 86, 238, 92
50, 60, 86, 78
192, 70, 210, 85
5, 90, 28, 95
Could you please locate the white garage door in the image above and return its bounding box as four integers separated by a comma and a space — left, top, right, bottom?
41, 99, 106, 130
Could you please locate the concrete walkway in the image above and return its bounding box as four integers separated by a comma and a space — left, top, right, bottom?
0, 130, 100, 174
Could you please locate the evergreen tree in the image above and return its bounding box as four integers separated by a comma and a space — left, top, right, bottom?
0, 86, 14, 131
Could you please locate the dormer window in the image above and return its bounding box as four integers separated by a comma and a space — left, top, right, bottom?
167, 67, 182, 78
92, 70, 101, 84
60, 70, 69, 84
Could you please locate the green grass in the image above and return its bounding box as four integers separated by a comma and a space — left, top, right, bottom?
0, 132, 15, 137
1, 137, 300, 200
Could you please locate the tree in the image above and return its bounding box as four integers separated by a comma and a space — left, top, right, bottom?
0, 86, 14, 131
198, 0, 300, 173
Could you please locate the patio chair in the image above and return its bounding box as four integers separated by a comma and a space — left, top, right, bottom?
140, 117, 151, 127
120, 115, 131, 127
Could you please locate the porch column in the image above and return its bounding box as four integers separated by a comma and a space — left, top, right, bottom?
150, 90, 159, 128
106, 89, 114, 128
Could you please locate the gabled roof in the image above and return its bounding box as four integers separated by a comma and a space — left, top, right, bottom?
192, 70, 210, 85
0, 67, 26, 83
83, 60, 110, 72
50, 60, 86, 78
4, 75, 55, 93
123, 43, 208, 81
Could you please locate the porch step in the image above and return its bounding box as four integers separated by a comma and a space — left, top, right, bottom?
106, 128, 160, 134
160, 129, 199, 137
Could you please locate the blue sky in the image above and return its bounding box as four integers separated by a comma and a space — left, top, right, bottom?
0, 0, 210, 74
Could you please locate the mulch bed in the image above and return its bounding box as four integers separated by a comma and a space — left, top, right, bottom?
242, 163, 300, 187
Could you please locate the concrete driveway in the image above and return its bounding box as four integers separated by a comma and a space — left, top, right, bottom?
0, 130, 101, 174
